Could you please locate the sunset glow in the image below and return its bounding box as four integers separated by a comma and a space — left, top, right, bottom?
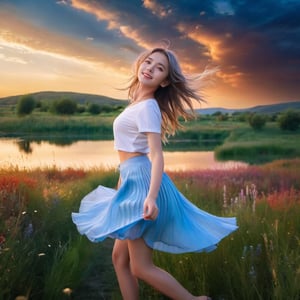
0, 0, 299, 108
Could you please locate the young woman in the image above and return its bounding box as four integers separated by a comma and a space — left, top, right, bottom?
72, 47, 238, 300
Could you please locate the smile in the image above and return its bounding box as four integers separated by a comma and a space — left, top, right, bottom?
142, 72, 152, 79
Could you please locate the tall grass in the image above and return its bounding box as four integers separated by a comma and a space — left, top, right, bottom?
0, 159, 299, 299
0, 114, 115, 138
215, 124, 300, 163
0, 167, 119, 300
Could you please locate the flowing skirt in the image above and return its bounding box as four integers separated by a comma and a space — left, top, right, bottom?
72, 155, 238, 254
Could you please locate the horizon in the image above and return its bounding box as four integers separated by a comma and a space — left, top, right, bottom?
1, 90, 298, 111
0, 0, 299, 109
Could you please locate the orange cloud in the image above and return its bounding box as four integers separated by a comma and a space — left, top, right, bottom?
71, 0, 120, 30
142, 0, 172, 18
176, 22, 247, 88
217, 70, 246, 88
70, 0, 154, 50
177, 23, 222, 61
119, 26, 150, 49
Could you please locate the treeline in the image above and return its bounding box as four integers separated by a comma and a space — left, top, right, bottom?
16, 94, 125, 116
13, 94, 300, 132
201, 109, 300, 131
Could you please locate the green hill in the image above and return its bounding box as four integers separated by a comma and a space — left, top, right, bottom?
1, 91, 299, 114
0, 91, 127, 106
197, 101, 300, 115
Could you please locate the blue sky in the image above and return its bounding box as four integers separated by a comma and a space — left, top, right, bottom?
0, 0, 299, 108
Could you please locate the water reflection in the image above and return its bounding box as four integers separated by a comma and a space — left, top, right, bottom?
17, 139, 33, 154
0, 138, 247, 171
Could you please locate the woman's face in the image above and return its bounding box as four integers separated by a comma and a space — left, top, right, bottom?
137, 51, 169, 90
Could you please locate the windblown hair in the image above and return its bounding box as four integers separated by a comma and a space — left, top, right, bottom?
128, 47, 210, 142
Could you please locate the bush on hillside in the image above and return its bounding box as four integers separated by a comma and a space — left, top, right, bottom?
248, 113, 266, 130
17, 95, 36, 116
51, 98, 77, 115
87, 103, 101, 115
278, 109, 300, 131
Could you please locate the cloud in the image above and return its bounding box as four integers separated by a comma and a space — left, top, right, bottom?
0, 52, 27, 65
0, 0, 299, 106
0, 8, 132, 72
142, 0, 172, 18
70, 0, 120, 30
70, 0, 166, 50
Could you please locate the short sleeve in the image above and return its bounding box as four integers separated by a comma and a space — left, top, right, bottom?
136, 100, 161, 133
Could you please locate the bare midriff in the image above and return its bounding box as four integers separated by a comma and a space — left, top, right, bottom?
117, 150, 146, 163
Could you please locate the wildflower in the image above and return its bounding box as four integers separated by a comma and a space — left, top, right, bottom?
0, 234, 5, 245
223, 185, 227, 208
240, 188, 246, 204
62, 288, 73, 296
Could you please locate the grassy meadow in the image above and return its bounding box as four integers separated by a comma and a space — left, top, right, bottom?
0, 159, 299, 300
1, 99, 300, 299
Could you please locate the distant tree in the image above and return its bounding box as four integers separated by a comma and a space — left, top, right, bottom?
218, 113, 229, 121
232, 112, 249, 122
278, 110, 300, 131
101, 104, 115, 113
17, 95, 36, 116
52, 98, 77, 115
212, 111, 228, 121
212, 111, 222, 117
87, 103, 101, 115
248, 113, 266, 130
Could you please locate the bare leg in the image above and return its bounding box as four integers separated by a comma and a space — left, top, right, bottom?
127, 238, 210, 300
112, 239, 139, 300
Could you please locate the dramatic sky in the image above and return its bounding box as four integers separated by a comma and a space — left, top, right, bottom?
0, 0, 299, 108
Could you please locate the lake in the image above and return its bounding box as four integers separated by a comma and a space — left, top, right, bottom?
0, 138, 248, 171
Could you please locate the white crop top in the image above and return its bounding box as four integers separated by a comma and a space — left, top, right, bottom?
113, 99, 162, 153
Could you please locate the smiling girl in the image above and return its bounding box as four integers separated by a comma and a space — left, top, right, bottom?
72, 47, 238, 300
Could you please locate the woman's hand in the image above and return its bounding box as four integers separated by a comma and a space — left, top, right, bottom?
143, 196, 159, 220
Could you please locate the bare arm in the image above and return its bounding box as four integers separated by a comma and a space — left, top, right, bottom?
143, 132, 164, 220
116, 176, 121, 189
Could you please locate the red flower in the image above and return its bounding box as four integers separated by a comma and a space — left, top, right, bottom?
0, 234, 6, 245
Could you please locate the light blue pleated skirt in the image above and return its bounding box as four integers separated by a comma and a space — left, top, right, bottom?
72, 155, 238, 254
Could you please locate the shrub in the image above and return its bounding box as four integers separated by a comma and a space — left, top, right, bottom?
248, 114, 266, 130
101, 104, 115, 113
233, 112, 250, 122
278, 110, 300, 131
17, 95, 36, 116
87, 103, 101, 115
52, 98, 77, 115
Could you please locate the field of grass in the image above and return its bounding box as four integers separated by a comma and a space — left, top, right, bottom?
215, 122, 300, 163
0, 159, 299, 300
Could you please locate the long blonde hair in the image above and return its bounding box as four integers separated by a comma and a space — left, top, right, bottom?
128, 47, 209, 142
